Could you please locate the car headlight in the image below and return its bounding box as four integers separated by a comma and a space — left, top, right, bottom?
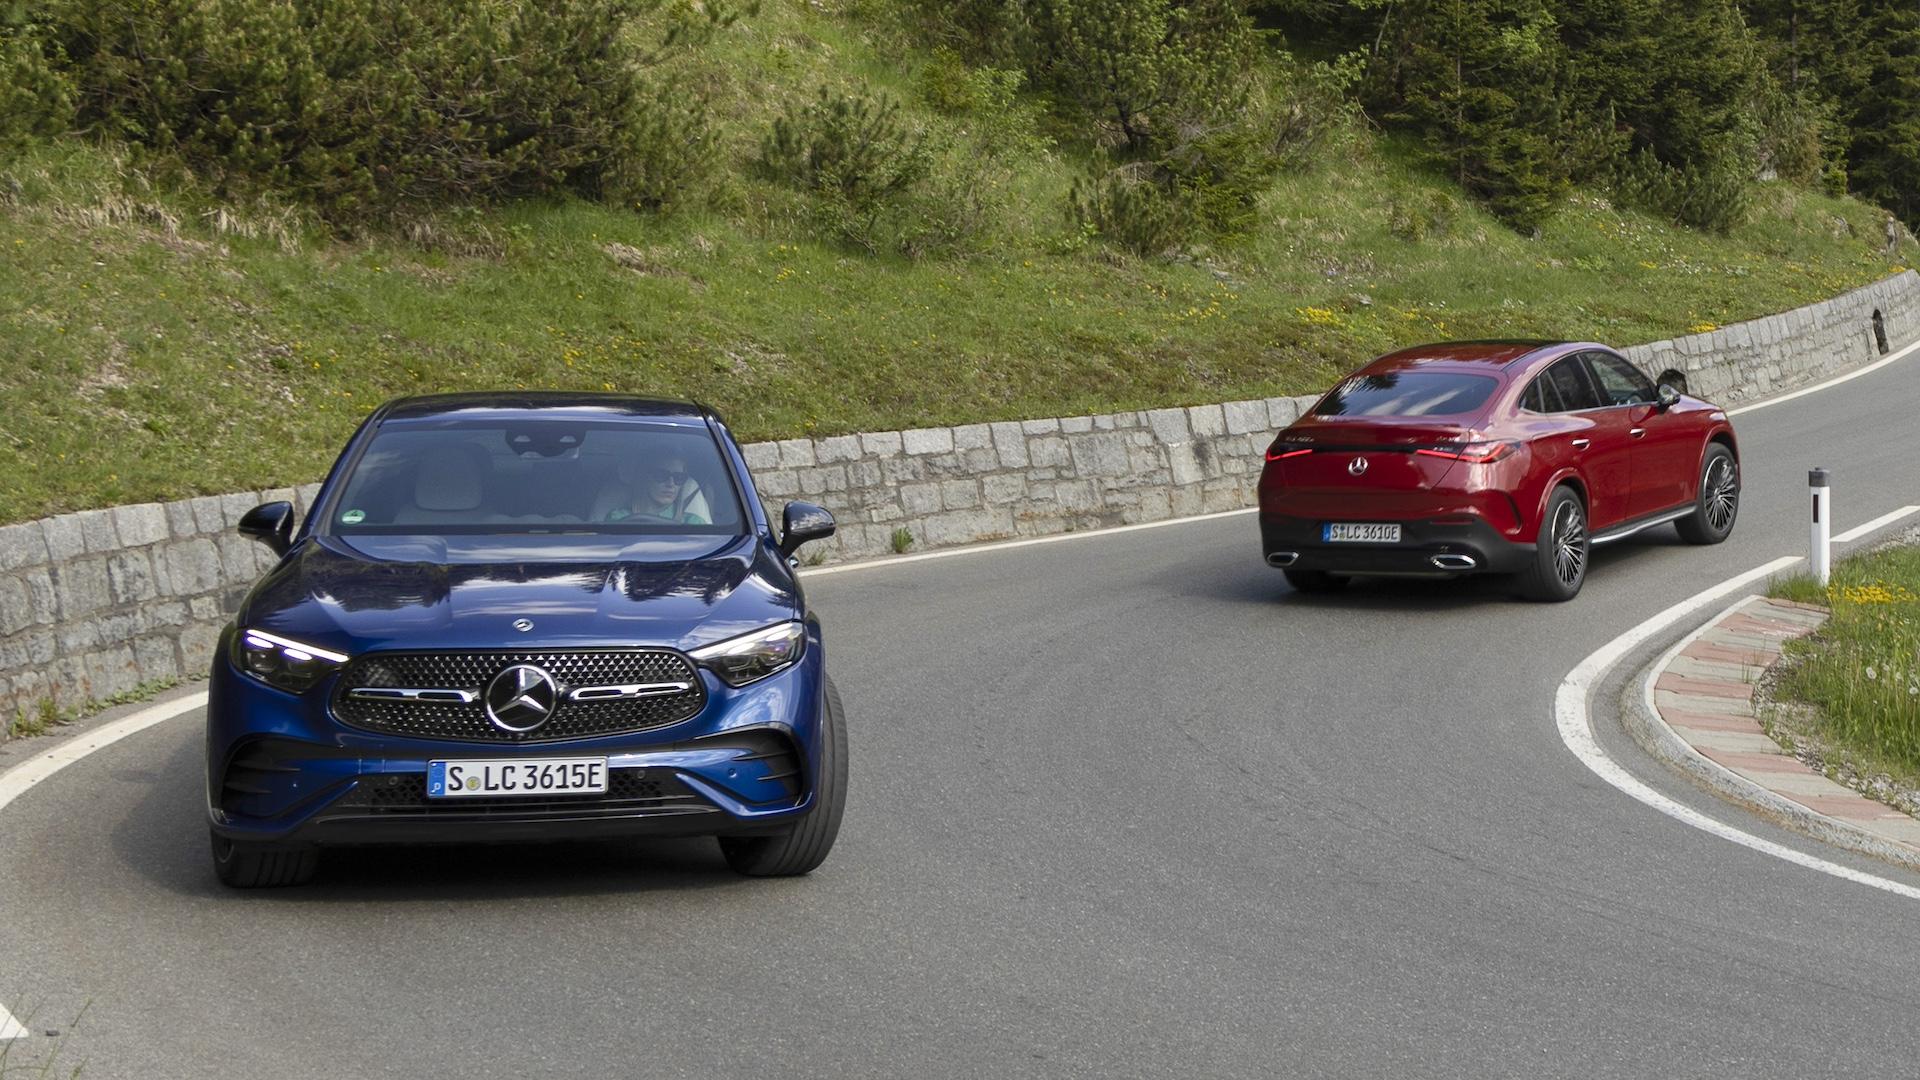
231, 628, 348, 693
688, 622, 806, 687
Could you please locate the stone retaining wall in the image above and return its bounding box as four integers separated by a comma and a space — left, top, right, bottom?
2, 270, 1915, 721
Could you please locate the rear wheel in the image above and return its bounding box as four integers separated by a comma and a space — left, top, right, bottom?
210, 832, 319, 888
1675, 443, 1739, 545
1517, 487, 1588, 602
1282, 569, 1350, 593
719, 678, 848, 877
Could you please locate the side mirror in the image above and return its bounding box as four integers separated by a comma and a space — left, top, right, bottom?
238, 501, 295, 556
778, 501, 835, 559
1656, 383, 1682, 410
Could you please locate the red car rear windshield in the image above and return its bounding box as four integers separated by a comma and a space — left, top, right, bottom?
1313, 372, 1499, 418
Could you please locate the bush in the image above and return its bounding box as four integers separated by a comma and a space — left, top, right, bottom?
28, 0, 733, 221
1263, 51, 1364, 171
1614, 144, 1752, 233
0, 11, 73, 146
1387, 189, 1460, 242
759, 85, 932, 253
1069, 163, 1190, 256
613, 75, 723, 213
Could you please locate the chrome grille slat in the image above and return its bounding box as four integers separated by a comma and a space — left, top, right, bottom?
332, 650, 705, 743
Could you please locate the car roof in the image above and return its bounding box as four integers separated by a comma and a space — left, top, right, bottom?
375, 392, 714, 427
1357, 341, 1576, 376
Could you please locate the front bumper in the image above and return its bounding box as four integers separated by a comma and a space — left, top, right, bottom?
205, 632, 825, 848
1260, 512, 1535, 576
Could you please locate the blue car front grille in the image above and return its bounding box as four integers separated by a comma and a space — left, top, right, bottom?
331, 649, 706, 743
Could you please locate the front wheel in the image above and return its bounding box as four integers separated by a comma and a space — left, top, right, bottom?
1517, 487, 1588, 602
719, 678, 848, 877
1675, 444, 1738, 545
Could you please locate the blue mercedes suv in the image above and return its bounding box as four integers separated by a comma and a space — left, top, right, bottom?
206, 393, 846, 886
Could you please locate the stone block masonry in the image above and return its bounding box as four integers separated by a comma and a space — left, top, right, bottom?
0, 271, 1914, 721
0, 483, 322, 719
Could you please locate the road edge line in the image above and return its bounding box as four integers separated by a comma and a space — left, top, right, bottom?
1620, 595, 1920, 873
1556, 554, 1920, 901
0, 692, 208, 816
1833, 505, 1920, 544
800, 507, 1257, 577
1725, 333, 1920, 417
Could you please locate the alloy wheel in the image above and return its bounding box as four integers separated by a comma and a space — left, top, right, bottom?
1552, 501, 1586, 587
1704, 457, 1738, 532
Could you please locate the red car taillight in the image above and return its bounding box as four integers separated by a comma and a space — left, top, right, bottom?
1266, 447, 1313, 461
1414, 441, 1516, 464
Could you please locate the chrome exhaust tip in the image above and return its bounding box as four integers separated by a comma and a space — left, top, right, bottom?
1429, 553, 1477, 571
1266, 552, 1299, 568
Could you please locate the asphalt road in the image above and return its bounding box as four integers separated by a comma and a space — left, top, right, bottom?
4, 355, 1919, 1078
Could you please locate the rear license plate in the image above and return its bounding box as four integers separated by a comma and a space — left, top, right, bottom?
1324, 523, 1402, 543
427, 758, 608, 798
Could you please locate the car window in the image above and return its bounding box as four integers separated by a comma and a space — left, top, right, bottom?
1542, 357, 1603, 412
1585, 352, 1658, 406
326, 420, 745, 534
1313, 372, 1500, 417
1521, 376, 1560, 413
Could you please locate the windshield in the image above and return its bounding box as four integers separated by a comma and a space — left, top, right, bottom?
324, 420, 746, 535
1313, 372, 1499, 418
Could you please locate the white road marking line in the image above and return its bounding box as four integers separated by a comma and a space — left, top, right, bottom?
1833, 505, 1920, 544
801, 507, 1257, 577
1556, 553, 1920, 900
1726, 334, 1920, 416
0, 692, 208, 816
0, 692, 209, 1041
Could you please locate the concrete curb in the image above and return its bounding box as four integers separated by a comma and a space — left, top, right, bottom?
1620, 594, 1920, 873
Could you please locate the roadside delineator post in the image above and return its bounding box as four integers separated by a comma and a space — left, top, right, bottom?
1809, 467, 1831, 587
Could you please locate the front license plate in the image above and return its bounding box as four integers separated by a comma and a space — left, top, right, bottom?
1324, 522, 1402, 543
427, 758, 608, 798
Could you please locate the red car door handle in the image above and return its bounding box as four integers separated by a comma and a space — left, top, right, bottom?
1571, 438, 1591, 449
1630, 428, 1646, 438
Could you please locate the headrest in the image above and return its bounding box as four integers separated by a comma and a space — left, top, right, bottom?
414, 445, 486, 512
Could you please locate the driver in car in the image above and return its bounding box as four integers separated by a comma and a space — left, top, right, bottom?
600, 454, 708, 525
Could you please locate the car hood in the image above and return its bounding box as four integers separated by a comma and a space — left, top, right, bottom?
237, 533, 801, 657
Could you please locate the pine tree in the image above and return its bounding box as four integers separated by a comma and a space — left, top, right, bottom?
1025, 0, 1256, 153
1373, 0, 1569, 229
1846, 0, 1920, 228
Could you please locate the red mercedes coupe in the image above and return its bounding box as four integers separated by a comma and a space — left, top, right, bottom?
1258, 341, 1740, 601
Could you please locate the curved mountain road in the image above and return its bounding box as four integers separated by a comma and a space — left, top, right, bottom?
3, 352, 1918, 1078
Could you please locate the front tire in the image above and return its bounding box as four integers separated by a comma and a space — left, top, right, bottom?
1675, 443, 1738, 545
719, 678, 848, 877
1518, 486, 1588, 602
210, 832, 319, 888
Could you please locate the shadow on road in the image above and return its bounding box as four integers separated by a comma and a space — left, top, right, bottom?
112, 734, 752, 903
1172, 526, 1688, 611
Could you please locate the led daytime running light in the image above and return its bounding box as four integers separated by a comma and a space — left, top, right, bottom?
240, 629, 348, 664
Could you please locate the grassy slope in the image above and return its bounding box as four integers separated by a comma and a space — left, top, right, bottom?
2, 0, 1915, 524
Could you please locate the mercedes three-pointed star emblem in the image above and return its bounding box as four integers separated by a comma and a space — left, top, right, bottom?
1348, 456, 1369, 476
485, 664, 558, 732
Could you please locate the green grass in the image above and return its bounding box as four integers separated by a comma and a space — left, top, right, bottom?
2, 0, 1914, 525
2, 675, 182, 744
1768, 543, 1920, 778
